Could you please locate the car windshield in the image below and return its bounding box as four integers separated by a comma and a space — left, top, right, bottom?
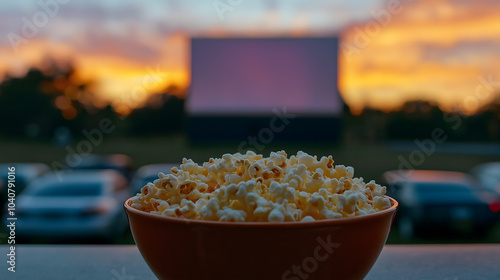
415, 183, 472, 193
31, 183, 103, 197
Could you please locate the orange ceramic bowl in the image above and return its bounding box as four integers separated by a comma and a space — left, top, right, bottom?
124, 196, 398, 280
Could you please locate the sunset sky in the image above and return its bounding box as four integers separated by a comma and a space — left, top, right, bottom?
0, 0, 499, 114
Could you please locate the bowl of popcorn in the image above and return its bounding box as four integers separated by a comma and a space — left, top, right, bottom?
124, 151, 398, 280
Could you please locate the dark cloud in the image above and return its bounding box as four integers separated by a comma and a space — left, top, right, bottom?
71, 26, 162, 63
0, 2, 146, 45
58, 4, 144, 22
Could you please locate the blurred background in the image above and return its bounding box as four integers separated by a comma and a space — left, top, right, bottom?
0, 0, 499, 244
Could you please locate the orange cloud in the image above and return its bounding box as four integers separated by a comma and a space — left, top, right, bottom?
340, 0, 500, 113
0, 34, 189, 111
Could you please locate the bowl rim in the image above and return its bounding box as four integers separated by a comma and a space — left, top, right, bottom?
124, 195, 398, 228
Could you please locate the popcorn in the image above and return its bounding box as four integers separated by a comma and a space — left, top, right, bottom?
268, 208, 285, 222
301, 216, 316, 222
131, 151, 392, 222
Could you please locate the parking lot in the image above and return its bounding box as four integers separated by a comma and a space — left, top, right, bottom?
1, 135, 500, 244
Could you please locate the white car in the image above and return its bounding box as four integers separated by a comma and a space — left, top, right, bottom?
1, 163, 49, 210
12, 170, 130, 243
0, 163, 49, 192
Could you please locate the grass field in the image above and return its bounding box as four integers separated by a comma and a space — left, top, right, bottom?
2, 134, 499, 182
1, 134, 500, 244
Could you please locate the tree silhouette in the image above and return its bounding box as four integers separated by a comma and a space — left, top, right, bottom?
127, 86, 185, 135
0, 68, 61, 137
0, 60, 96, 138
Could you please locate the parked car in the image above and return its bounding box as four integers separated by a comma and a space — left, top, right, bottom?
0, 163, 50, 193
470, 162, 500, 197
0, 163, 50, 209
131, 163, 178, 194
382, 170, 499, 238
68, 154, 134, 181
0, 180, 4, 209
12, 170, 130, 243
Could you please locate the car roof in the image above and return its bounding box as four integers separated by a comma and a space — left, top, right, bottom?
0, 163, 49, 177
383, 170, 475, 185
74, 154, 133, 168
33, 169, 125, 186
23, 170, 128, 196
